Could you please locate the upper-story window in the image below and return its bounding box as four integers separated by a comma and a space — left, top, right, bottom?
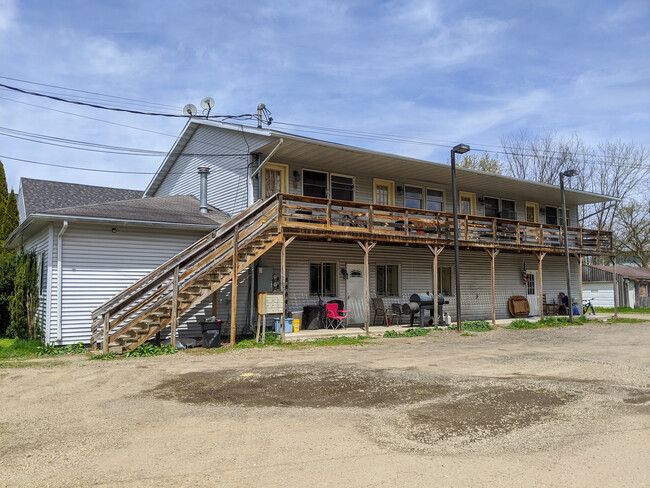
404, 185, 423, 209
426, 189, 444, 211
484, 197, 516, 219
545, 206, 558, 225
331, 174, 354, 201
502, 199, 516, 220
262, 163, 288, 198
303, 170, 328, 198
484, 197, 500, 217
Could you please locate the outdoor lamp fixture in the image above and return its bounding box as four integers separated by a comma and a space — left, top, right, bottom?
451, 143, 470, 331
292, 170, 301, 184
560, 169, 579, 323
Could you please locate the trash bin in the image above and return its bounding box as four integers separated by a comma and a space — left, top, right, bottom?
284, 318, 294, 334
303, 305, 322, 330
200, 317, 223, 348
274, 317, 281, 333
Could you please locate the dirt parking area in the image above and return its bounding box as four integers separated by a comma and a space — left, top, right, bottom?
1, 322, 649, 487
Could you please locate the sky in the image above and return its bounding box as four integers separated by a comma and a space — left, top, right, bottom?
0, 0, 648, 193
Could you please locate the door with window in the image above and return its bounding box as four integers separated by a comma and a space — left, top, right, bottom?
373, 179, 395, 206
526, 202, 539, 223
459, 191, 476, 215
262, 163, 288, 198
346, 264, 365, 324
526, 270, 539, 316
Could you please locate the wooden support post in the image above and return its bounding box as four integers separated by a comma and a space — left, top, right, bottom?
326, 201, 332, 229
357, 240, 376, 335
404, 210, 409, 236
368, 205, 374, 233
255, 313, 261, 343
262, 315, 266, 343
230, 225, 239, 347
534, 251, 546, 318
211, 291, 217, 317
281, 236, 287, 343
485, 249, 500, 326
277, 195, 283, 232
171, 265, 179, 348
102, 312, 110, 354
612, 255, 618, 317
428, 245, 445, 326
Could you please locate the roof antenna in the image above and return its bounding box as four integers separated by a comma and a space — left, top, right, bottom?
200, 97, 215, 118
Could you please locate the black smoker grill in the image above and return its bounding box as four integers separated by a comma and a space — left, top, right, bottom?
402, 293, 449, 327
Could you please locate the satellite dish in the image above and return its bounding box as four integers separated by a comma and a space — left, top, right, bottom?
200, 97, 215, 110
183, 104, 197, 116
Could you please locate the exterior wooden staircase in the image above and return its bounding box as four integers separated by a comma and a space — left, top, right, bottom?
90, 196, 281, 354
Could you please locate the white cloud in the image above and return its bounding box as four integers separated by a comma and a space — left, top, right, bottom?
0, 0, 16, 31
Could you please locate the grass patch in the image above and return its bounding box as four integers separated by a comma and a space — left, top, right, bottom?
506, 316, 588, 329
595, 307, 650, 314
383, 328, 431, 338
588, 317, 648, 324
461, 320, 493, 332
0, 360, 68, 369
460, 332, 473, 337
0, 339, 42, 359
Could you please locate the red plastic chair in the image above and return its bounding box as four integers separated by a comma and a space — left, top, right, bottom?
325, 303, 348, 329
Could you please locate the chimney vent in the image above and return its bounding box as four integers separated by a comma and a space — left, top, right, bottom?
198, 167, 210, 214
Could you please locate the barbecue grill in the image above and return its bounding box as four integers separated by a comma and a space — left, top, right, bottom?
402, 293, 449, 327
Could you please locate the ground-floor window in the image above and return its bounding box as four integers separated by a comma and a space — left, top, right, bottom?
309, 262, 337, 296
640, 283, 648, 297
376, 264, 399, 296
438, 266, 452, 295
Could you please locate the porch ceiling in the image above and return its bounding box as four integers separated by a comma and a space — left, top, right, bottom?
257, 136, 616, 207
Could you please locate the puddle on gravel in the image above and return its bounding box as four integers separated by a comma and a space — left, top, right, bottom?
402, 387, 574, 444
152, 365, 451, 408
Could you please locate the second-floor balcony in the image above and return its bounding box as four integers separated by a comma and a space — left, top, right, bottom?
277, 194, 613, 255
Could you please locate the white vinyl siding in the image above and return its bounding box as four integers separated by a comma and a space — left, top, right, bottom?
153, 125, 270, 216
258, 241, 579, 322
46, 222, 251, 345
20, 226, 51, 338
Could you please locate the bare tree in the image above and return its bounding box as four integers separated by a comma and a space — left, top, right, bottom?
500, 132, 649, 233
613, 199, 650, 267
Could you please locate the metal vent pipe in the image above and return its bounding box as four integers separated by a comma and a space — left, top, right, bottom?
198, 167, 210, 213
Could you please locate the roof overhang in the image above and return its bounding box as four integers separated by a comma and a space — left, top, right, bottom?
4, 213, 219, 250
145, 119, 618, 207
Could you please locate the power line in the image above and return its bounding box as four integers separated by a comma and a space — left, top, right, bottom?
0, 75, 183, 111
0, 154, 249, 175
0, 82, 262, 122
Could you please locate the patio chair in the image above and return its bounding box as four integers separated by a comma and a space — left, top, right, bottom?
372, 297, 395, 326
391, 303, 405, 325
325, 302, 348, 329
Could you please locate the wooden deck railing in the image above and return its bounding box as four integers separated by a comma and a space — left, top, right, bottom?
277, 194, 613, 253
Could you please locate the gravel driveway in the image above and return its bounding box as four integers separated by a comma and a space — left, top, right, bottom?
1, 322, 648, 487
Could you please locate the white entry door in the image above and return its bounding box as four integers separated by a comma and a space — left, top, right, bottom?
346, 264, 365, 324
526, 270, 539, 316
627, 281, 635, 308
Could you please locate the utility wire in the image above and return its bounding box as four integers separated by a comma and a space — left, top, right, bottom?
0, 75, 182, 111
0, 154, 249, 175
0, 82, 261, 122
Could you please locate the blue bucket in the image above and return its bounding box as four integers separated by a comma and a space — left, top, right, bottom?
274, 318, 281, 333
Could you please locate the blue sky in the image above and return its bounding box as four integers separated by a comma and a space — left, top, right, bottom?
0, 0, 648, 192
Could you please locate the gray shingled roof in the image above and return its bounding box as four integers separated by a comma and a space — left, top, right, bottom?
38, 195, 229, 226
20, 178, 143, 218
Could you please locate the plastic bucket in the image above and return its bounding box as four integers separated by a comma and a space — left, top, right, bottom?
293, 319, 301, 333
274, 318, 281, 333
284, 318, 294, 333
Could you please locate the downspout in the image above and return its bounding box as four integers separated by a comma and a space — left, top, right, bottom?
56, 221, 68, 343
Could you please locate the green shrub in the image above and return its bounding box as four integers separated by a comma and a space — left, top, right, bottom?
461, 320, 493, 332
506, 319, 539, 329
124, 343, 178, 357
36, 342, 86, 356
383, 328, 431, 338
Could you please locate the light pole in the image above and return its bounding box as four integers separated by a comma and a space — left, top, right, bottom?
451, 143, 470, 331
560, 169, 578, 323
